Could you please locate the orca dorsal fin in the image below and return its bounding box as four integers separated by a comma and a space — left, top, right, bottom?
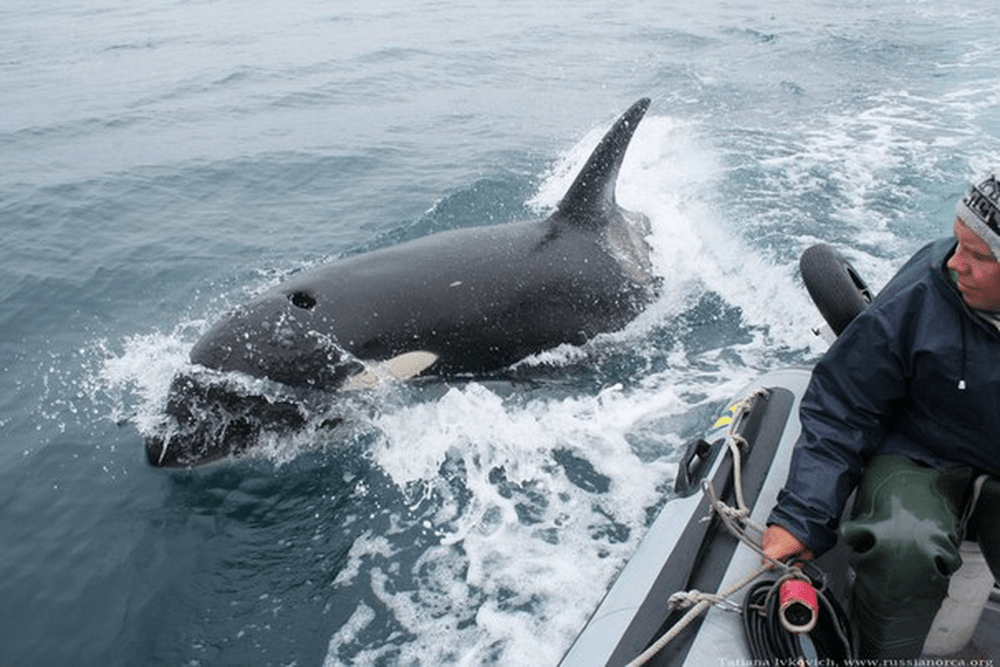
556, 98, 650, 229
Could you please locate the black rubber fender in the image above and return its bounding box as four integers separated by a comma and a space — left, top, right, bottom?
800, 244, 873, 336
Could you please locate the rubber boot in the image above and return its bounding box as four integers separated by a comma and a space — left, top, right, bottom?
971, 476, 1000, 584
840, 455, 972, 660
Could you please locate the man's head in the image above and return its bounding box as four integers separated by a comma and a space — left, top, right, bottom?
956, 172, 1000, 258
948, 172, 1000, 311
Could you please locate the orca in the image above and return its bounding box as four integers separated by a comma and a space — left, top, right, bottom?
147, 98, 657, 467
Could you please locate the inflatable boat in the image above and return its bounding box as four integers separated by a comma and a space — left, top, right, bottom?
560, 245, 1000, 665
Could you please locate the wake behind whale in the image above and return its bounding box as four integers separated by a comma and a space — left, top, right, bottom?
148, 98, 657, 467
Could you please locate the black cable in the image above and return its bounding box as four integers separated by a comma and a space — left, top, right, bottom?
742, 575, 853, 666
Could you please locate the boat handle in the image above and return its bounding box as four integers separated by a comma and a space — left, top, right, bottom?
674, 438, 717, 496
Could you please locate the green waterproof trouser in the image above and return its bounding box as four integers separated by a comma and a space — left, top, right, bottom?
840, 455, 1000, 660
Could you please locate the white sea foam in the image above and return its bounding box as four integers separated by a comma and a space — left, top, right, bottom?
328, 382, 679, 665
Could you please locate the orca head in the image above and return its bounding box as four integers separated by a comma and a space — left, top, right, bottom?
145, 370, 311, 468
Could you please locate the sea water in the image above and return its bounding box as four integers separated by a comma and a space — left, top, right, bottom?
1, 1, 999, 664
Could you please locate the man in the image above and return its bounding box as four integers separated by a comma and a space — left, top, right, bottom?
763, 172, 1000, 659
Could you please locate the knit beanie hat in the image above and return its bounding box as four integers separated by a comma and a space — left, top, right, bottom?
956, 172, 1000, 259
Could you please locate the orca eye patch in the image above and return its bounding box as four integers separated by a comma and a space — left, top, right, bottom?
288, 291, 317, 310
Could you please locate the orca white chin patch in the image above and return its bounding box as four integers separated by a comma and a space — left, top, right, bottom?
340, 351, 440, 391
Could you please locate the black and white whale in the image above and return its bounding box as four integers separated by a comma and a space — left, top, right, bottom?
147, 98, 657, 467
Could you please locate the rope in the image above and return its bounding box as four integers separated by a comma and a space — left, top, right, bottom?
626, 390, 789, 666
720, 389, 766, 516
626, 565, 770, 666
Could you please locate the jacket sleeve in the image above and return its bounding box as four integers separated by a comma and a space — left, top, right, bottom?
767, 301, 911, 555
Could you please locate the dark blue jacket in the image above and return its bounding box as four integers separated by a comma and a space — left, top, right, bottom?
769, 237, 1000, 555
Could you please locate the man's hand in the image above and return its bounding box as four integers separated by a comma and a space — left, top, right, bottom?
762, 525, 815, 566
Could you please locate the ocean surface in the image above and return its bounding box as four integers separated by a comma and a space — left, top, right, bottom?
2, 1, 999, 665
